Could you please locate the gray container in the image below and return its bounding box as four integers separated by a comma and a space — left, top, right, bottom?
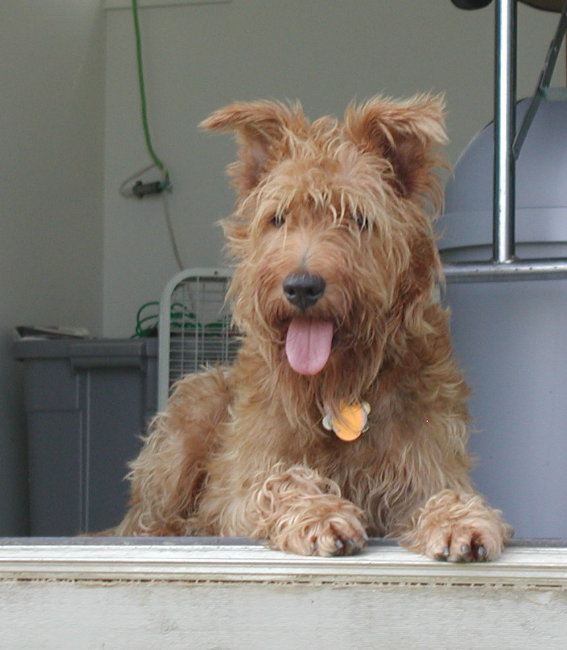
14, 338, 157, 536
439, 99, 567, 538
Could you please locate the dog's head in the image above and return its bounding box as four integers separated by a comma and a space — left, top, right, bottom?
201, 96, 447, 389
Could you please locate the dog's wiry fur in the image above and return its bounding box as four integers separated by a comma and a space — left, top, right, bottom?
116, 95, 512, 560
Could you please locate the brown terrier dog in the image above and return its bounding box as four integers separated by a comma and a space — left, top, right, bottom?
116, 95, 512, 560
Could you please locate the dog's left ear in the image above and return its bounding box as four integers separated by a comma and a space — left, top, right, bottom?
344, 94, 448, 204
200, 100, 306, 197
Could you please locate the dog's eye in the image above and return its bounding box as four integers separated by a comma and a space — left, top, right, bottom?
271, 213, 286, 228
353, 213, 368, 230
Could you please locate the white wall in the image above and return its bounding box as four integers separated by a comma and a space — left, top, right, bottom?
1, 1, 105, 534
1, 0, 563, 534
102, 0, 564, 336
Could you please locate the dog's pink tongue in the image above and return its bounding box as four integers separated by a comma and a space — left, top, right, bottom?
285, 318, 333, 375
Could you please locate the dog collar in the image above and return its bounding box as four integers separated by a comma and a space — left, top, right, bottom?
322, 401, 371, 442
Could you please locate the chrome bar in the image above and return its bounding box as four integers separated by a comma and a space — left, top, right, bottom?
444, 258, 567, 283
493, 0, 517, 264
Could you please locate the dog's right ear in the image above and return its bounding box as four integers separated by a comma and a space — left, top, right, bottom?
343, 94, 448, 207
200, 101, 306, 197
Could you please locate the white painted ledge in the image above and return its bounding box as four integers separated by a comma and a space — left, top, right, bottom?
2, 541, 567, 649
1, 540, 567, 586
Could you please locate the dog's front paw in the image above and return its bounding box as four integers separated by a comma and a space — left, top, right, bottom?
401, 489, 513, 562
271, 499, 368, 557
311, 511, 368, 557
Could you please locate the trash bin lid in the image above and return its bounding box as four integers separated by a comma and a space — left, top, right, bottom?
439, 99, 567, 250
13, 337, 157, 361
520, 0, 565, 12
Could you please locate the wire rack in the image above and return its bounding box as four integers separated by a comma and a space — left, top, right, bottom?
158, 268, 238, 410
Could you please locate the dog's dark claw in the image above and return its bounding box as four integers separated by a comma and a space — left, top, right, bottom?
435, 546, 450, 561
332, 537, 362, 556
343, 538, 362, 556
475, 545, 487, 560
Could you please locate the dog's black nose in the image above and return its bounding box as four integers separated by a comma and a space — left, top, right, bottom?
283, 273, 326, 310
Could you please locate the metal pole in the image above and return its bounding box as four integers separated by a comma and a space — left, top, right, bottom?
493, 0, 517, 264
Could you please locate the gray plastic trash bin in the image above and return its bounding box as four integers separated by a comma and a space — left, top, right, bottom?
439, 99, 567, 538
14, 337, 157, 536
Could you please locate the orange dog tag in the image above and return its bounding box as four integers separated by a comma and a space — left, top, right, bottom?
323, 402, 371, 441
